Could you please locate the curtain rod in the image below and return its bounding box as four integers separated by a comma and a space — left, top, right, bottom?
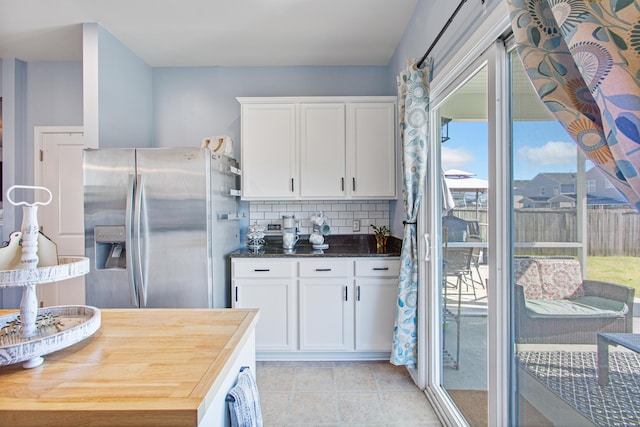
416, 0, 484, 69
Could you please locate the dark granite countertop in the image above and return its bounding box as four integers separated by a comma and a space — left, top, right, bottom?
229, 234, 401, 258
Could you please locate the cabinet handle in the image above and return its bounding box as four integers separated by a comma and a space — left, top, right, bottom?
235, 287, 238, 302
291, 178, 295, 192
357, 285, 361, 301
254, 268, 270, 272
341, 177, 344, 191
315, 268, 332, 272
352, 177, 356, 192
373, 267, 389, 271
344, 286, 348, 301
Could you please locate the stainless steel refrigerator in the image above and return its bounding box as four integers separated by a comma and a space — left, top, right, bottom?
83, 148, 243, 309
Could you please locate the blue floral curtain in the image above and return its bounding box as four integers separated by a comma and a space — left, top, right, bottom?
507, 0, 640, 210
391, 58, 432, 366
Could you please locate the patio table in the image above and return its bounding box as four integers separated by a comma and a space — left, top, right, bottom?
597, 333, 640, 386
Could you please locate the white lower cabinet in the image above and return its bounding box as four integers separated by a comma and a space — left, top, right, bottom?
231, 257, 400, 359
299, 259, 353, 351
354, 259, 401, 351
231, 259, 296, 351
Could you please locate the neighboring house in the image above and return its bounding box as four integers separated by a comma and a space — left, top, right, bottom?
517, 173, 576, 208
586, 167, 630, 208
516, 170, 629, 209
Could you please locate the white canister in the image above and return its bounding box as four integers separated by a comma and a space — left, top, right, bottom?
283, 215, 296, 229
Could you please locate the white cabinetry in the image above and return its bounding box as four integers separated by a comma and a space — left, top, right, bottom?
238, 97, 396, 200
231, 256, 400, 359
300, 103, 346, 198
240, 103, 296, 199
231, 259, 296, 351
298, 259, 353, 351
354, 259, 401, 351
347, 103, 397, 198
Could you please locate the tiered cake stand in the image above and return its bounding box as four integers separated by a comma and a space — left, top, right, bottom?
0, 186, 101, 369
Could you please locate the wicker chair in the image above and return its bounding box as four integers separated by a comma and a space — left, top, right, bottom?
514, 257, 635, 344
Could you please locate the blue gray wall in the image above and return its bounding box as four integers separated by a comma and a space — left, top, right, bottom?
1, 0, 506, 242
96, 25, 153, 148
153, 66, 390, 153
387, 0, 504, 236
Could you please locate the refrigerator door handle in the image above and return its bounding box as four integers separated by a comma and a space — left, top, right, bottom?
133, 173, 147, 307
125, 174, 138, 307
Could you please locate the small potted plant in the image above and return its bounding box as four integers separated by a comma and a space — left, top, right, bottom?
371, 224, 390, 253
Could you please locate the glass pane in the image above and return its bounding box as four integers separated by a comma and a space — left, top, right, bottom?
437, 65, 488, 425
510, 49, 639, 426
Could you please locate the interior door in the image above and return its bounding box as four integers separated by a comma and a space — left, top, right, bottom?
35, 126, 85, 306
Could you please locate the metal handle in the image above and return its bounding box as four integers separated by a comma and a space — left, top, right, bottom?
357, 285, 361, 301
341, 178, 345, 191
133, 174, 147, 307
344, 286, 348, 301
125, 174, 138, 307
424, 233, 431, 262
315, 268, 332, 272
373, 267, 389, 271
254, 268, 270, 272
291, 178, 295, 192
352, 177, 356, 192
235, 286, 238, 302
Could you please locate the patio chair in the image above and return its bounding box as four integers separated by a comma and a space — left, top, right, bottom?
466, 235, 485, 290
514, 257, 635, 344
442, 229, 474, 370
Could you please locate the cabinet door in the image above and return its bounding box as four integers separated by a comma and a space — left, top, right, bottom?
355, 278, 398, 351
233, 278, 295, 351
347, 102, 396, 198
299, 279, 353, 351
241, 103, 297, 199
300, 103, 346, 198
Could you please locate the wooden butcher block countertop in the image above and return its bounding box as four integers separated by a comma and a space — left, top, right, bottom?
0, 308, 259, 427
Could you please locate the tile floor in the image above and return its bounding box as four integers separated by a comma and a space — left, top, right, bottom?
256, 360, 442, 427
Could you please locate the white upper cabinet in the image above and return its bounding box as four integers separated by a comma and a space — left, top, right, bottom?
238, 97, 396, 200
300, 103, 346, 198
240, 103, 297, 199
348, 102, 397, 199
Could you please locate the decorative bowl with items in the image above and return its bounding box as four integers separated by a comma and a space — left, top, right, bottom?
247, 222, 266, 251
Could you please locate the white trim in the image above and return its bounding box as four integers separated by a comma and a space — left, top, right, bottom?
430, 1, 510, 102
487, 40, 511, 427
418, 3, 512, 426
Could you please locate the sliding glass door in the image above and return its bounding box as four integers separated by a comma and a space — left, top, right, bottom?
438, 60, 489, 422
423, 47, 495, 426
422, 18, 637, 425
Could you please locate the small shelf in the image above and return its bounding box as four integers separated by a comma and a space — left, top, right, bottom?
0, 257, 89, 287
0, 305, 101, 367
0, 257, 96, 368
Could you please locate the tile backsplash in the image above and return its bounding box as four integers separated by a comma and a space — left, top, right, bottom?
249, 200, 390, 235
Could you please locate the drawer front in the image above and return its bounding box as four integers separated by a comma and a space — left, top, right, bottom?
232, 259, 295, 278
355, 258, 400, 277
299, 259, 352, 277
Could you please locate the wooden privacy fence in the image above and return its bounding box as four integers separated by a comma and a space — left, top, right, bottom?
452, 208, 640, 257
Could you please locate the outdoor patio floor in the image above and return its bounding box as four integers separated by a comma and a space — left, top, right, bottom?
442, 264, 640, 426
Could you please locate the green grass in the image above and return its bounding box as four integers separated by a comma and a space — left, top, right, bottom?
587, 256, 640, 296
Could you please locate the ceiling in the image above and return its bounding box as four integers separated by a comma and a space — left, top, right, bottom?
0, 0, 418, 67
